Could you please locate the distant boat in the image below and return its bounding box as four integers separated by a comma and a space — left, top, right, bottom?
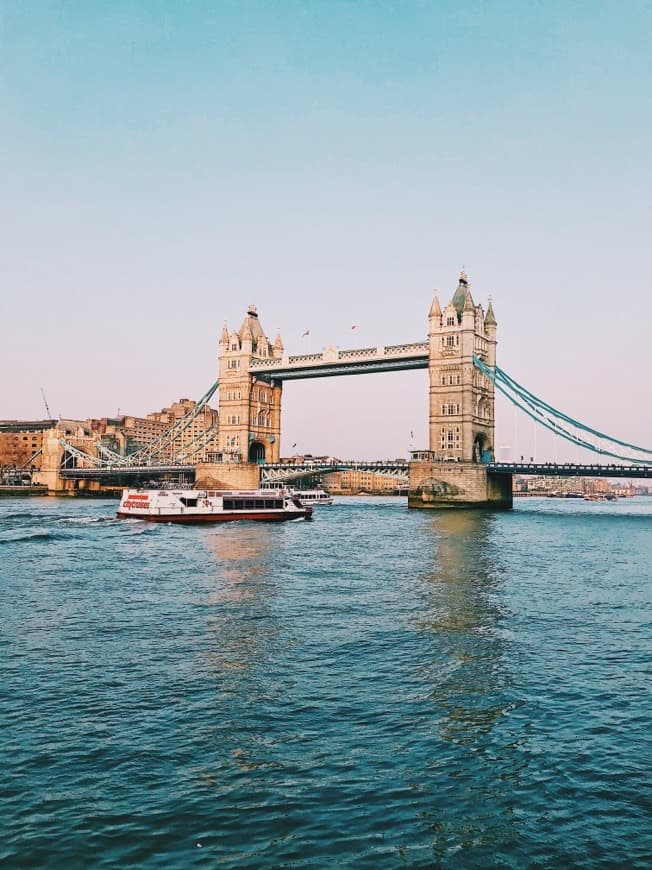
117, 488, 312, 523
291, 488, 334, 506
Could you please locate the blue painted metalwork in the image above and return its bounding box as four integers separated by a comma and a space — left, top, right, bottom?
473, 356, 652, 464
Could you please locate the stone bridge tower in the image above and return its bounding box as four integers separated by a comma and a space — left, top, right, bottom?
409, 271, 511, 508
217, 305, 283, 464
428, 271, 497, 461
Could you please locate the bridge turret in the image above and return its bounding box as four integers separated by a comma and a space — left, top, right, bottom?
428, 291, 442, 323
272, 330, 284, 359
485, 297, 497, 368
427, 272, 496, 463
217, 305, 283, 465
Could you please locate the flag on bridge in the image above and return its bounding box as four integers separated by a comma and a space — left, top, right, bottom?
301, 330, 310, 338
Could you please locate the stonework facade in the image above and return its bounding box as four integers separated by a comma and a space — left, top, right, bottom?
408, 458, 512, 509
409, 272, 511, 509
217, 306, 283, 464
428, 271, 497, 461
0, 422, 50, 470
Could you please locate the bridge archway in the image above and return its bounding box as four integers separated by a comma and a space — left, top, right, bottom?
248, 441, 266, 464
473, 432, 489, 463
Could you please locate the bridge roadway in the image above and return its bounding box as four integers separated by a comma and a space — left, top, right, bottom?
487, 462, 652, 478
59, 465, 195, 480
58, 460, 652, 483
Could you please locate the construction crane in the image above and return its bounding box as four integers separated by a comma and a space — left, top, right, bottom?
40, 387, 54, 421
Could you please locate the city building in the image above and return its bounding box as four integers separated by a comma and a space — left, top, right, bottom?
323, 468, 404, 494
0, 420, 51, 470
89, 398, 219, 460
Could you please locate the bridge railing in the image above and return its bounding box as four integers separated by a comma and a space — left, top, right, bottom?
249, 341, 429, 373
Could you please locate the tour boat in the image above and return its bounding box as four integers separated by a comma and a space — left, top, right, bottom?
291, 488, 334, 506
117, 488, 312, 523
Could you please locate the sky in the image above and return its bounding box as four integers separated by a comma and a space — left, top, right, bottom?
1, 0, 650, 460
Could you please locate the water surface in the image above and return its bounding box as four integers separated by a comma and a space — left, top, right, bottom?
1, 496, 651, 867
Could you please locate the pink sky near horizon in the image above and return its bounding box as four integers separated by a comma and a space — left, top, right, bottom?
1, 2, 650, 462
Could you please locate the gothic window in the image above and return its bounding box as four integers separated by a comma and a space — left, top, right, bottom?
455, 335, 459, 345
441, 376, 446, 385
231, 343, 238, 351
456, 374, 461, 385
446, 336, 455, 347
446, 316, 456, 326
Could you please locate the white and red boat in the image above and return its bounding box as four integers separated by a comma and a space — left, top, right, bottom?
117, 488, 312, 523
291, 488, 334, 506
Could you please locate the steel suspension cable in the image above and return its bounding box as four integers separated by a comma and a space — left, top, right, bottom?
473, 356, 652, 463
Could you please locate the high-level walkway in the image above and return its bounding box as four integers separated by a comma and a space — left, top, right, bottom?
250, 343, 429, 381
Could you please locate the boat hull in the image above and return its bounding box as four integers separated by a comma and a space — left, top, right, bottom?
117, 510, 311, 523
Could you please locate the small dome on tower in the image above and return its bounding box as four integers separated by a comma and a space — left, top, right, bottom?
451, 270, 474, 315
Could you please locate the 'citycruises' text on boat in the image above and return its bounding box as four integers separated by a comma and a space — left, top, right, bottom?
117, 489, 312, 523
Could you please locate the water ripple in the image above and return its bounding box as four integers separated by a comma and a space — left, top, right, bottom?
1, 496, 650, 867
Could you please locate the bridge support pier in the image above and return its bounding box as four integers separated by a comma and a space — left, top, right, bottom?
408, 459, 512, 510
195, 461, 261, 491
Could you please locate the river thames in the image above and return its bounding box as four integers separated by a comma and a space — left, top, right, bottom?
1, 495, 650, 867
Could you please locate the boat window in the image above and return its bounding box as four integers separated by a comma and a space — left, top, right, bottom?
180, 497, 198, 507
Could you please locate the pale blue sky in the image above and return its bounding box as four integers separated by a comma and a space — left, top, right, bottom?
1, 1, 650, 459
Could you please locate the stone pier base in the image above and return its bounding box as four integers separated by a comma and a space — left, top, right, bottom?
194, 462, 261, 490
408, 460, 513, 510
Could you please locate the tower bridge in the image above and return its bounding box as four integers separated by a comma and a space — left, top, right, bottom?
34, 271, 652, 505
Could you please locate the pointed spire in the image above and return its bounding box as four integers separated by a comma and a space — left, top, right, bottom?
429, 291, 442, 318
463, 286, 475, 312
485, 296, 497, 326
273, 330, 284, 351
219, 321, 230, 346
